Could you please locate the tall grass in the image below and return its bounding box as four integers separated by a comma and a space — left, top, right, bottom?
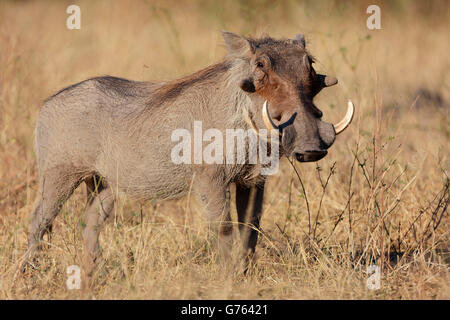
0, 0, 448, 299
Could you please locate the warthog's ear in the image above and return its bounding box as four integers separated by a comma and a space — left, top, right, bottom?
293, 33, 306, 48
222, 30, 253, 57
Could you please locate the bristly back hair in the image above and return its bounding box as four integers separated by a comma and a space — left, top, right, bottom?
148, 60, 232, 109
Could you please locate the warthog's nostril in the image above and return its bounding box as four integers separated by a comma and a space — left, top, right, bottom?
295, 150, 328, 162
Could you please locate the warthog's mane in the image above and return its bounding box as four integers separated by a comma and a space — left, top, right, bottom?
149, 61, 233, 107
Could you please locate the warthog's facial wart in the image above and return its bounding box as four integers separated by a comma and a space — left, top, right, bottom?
223, 31, 355, 163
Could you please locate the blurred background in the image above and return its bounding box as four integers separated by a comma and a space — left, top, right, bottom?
0, 0, 448, 299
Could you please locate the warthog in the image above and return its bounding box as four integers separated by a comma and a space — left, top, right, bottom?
23, 31, 354, 276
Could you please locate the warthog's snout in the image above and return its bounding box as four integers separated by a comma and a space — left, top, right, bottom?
262, 99, 354, 162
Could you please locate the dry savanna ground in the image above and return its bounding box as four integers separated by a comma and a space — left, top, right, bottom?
0, 0, 448, 299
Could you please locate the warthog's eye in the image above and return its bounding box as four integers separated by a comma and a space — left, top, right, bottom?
256, 61, 264, 68
240, 78, 256, 93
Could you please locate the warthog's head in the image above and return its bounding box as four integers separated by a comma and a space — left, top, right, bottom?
223, 31, 354, 162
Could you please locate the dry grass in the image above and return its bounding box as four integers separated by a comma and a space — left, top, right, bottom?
0, 0, 448, 299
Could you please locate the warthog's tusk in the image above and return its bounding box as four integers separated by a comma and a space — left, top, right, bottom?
262, 100, 279, 134
334, 100, 355, 135
262, 101, 297, 135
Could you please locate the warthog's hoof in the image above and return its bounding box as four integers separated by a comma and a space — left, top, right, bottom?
242, 250, 259, 275
20, 258, 39, 274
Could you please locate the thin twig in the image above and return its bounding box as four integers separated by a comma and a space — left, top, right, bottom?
287, 157, 311, 241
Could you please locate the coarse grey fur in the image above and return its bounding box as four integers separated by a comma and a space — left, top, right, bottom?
23, 31, 341, 279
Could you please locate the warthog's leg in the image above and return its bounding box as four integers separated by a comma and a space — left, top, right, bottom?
194, 177, 233, 261
236, 182, 265, 268
82, 176, 114, 281
22, 167, 82, 272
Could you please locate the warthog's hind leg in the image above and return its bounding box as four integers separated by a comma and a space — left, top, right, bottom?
22, 167, 82, 272
82, 176, 115, 283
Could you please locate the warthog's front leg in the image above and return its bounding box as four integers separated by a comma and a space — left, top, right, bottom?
194, 176, 233, 261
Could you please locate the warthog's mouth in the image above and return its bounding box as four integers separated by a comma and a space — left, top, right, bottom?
295, 150, 328, 162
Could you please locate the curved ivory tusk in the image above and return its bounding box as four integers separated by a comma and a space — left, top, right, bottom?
262, 100, 279, 133
334, 100, 355, 134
